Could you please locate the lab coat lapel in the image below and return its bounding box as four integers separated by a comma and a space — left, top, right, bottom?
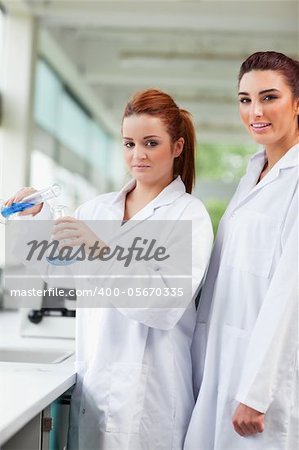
110, 178, 136, 221
236, 150, 266, 204
111, 176, 186, 237
242, 164, 280, 197
232, 145, 298, 212
129, 176, 186, 220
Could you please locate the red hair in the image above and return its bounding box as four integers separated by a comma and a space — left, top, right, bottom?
122, 89, 196, 194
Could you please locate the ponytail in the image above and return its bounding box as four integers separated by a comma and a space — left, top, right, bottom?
174, 109, 196, 194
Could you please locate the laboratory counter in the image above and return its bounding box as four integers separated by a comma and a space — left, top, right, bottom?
0, 310, 76, 446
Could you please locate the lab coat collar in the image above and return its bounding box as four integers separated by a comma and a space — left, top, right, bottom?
235, 143, 298, 209
145, 175, 186, 210
251, 143, 298, 188
111, 178, 137, 206
111, 176, 186, 221
249, 143, 298, 170
275, 143, 298, 169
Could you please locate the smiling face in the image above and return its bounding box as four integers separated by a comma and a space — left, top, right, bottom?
122, 114, 183, 188
238, 70, 299, 151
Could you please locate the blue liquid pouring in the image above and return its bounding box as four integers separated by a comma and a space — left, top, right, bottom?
1, 202, 35, 218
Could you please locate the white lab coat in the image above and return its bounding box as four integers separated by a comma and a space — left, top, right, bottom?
184, 144, 298, 450
66, 176, 213, 450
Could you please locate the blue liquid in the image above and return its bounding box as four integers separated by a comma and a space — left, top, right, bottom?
1, 202, 35, 218
46, 256, 77, 266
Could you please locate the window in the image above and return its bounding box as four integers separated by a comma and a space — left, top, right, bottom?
34, 59, 62, 135
32, 58, 116, 204
0, 5, 6, 106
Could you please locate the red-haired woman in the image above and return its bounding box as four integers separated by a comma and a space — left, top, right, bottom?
10, 89, 213, 449
185, 52, 298, 450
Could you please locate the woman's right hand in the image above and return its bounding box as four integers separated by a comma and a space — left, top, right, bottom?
5, 187, 43, 216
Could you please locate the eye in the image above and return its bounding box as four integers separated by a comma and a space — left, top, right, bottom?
263, 95, 277, 101
123, 141, 134, 149
239, 97, 251, 104
145, 140, 158, 147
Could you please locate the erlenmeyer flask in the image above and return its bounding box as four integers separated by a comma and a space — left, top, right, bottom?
47, 205, 77, 266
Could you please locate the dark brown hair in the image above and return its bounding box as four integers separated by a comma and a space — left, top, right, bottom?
238, 51, 299, 97
238, 52, 299, 126
122, 89, 196, 194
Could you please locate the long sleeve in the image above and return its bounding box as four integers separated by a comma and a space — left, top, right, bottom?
85, 201, 213, 330
236, 216, 298, 412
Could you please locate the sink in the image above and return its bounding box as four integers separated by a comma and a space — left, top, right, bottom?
0, 347, 74, 364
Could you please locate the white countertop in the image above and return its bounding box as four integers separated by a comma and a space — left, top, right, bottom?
0, 310, 76, 446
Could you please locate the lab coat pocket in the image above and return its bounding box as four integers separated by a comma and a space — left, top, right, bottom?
226, 210, 279, 278
106, 362, 149, 433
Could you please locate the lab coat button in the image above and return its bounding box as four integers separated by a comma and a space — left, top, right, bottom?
82, 408, 86, 414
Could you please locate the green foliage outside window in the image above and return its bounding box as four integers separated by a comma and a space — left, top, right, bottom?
205, 199, 228, 236
196, 142, 256, 182
196, 142, 256, 233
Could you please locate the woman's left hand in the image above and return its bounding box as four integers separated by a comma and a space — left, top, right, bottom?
52, 216, 101, 249
232, 403, 265, 436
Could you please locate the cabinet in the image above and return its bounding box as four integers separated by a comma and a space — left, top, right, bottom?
1, 389, 72, 450
49, 389, 72, 450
